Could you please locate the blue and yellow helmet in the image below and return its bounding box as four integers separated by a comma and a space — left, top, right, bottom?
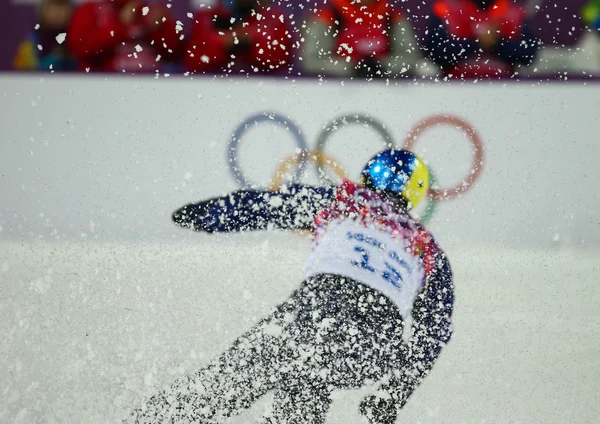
360, 149, 430, 210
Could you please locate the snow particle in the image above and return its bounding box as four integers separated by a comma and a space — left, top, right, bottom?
268, 196, 283, 207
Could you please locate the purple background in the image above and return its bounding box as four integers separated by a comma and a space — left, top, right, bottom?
0, 0, 590, 72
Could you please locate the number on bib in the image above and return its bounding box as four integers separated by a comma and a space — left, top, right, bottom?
351, 246, 376, 273
382, 261, 403, 288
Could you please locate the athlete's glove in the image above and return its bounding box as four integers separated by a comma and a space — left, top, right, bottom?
359, 394, 398, 424
172, 192, 261, 233
172, 199, 224, 232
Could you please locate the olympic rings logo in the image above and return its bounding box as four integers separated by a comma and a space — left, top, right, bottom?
228, 112, 485, 225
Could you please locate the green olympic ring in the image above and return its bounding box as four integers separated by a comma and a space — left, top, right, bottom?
413, 167, 439, 226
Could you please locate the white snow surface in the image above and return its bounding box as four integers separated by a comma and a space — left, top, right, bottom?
0, 235, 598, 423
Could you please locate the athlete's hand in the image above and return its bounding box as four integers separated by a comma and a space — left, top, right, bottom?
172, 203, 202, 229
359, 394, 397, 424
172, 200, 222, 232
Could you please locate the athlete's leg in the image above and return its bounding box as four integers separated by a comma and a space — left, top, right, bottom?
263, 380, 332, 424
260, 275, 406, 424
126, 295, 298, 423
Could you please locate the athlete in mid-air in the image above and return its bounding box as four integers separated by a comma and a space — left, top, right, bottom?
127, 148, 454, 424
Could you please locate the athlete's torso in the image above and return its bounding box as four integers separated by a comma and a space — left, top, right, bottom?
304, 181, 441, 320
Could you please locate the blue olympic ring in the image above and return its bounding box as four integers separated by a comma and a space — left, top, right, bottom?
228, 112, 309, 189
314, 114, 396, 185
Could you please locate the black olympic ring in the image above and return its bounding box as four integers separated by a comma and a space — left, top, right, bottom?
314, 113, 396, 185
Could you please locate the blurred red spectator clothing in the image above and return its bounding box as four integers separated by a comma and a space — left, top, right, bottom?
432, 0, 528, 78
68, 0, 182, 72
314, 0, 405, 63
184, 2, 291, 74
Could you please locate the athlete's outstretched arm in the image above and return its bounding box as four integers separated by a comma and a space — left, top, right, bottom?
360, 252, 454, 424
172, 185, 334, 233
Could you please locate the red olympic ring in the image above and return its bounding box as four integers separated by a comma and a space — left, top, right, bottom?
403, 114, 485, 201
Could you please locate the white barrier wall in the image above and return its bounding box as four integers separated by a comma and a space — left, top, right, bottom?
1, 76, 599, 247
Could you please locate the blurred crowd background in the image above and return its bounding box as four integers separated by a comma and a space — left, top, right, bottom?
3, 0, 600, 79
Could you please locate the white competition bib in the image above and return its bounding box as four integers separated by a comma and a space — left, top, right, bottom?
304, 219, 425, 320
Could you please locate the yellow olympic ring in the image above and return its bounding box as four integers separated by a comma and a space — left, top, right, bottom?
268, 151, 349, 191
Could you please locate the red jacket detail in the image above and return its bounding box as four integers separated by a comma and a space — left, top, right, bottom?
432, 0, 528, 78
185, 4, 291, 73
315, 0, 404, 62
68, 1, 182, 72
433, 0, 526, 40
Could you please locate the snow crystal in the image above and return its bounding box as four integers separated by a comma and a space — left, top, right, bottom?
268, 196, 283, 207
55, 33, 66, 44
144, 373, 154, 386
142, 6, 149, 16
263, 323, 283, 336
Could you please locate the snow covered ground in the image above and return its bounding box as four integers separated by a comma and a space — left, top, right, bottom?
1, 235, 598, 424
